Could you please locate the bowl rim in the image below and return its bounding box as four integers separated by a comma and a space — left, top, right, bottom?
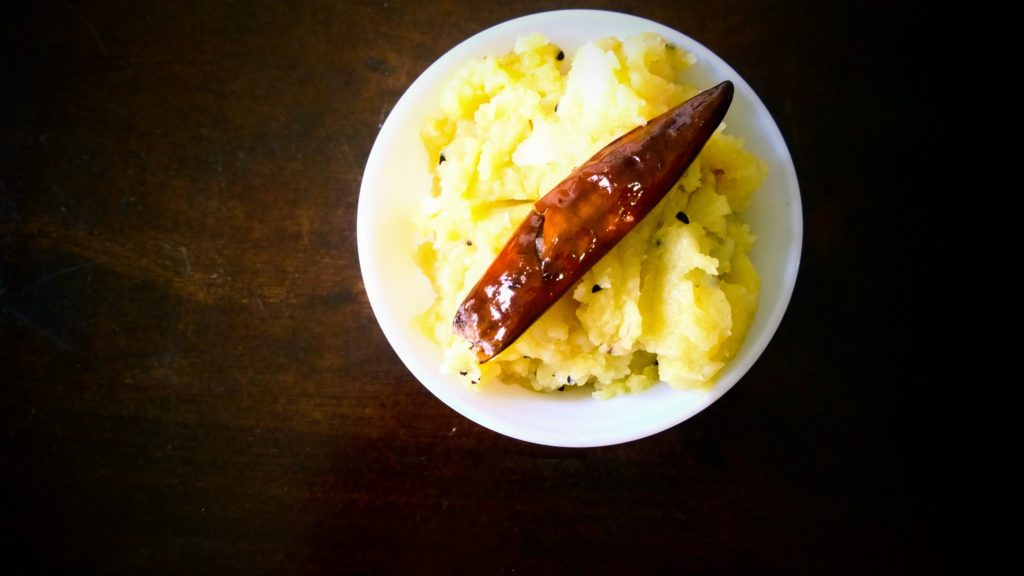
357, 9, 802, 447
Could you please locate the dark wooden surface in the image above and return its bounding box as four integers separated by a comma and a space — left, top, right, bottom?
2, 1, 977, 574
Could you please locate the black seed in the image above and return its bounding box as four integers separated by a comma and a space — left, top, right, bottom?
557, 385, 565, 392
465, 240, 473, 246
556, 50, 565, 61
655, 239, 662, 246
591, 284, 602, 293
471, 379, 479, 385
554, 103, 559, 113
675, 211, 690, 224
459, 370, 468, 376
654, 360, 659, 366
567, 376, 575, 385
439, 153, 447, 164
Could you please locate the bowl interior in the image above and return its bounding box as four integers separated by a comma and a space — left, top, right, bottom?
357, 10, 802, 447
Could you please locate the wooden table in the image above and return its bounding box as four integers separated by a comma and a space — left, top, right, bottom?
2, 1, 976, 573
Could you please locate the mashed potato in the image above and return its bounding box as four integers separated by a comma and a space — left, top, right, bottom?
414, 33, 766, 398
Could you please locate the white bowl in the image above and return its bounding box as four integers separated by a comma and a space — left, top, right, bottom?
357, 10, 802, 447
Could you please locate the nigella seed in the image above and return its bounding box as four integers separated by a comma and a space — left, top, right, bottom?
567, 376, 575, 385
554, 103, 559, 113
556, 50, 565, 61
471, 378, 479, 385
465, 240, 473, 246
557, 385, 566, 392
675, 211, 690, 224
459, 370, 468, 376
591, 284, 602, 293
439, 153, 446, 164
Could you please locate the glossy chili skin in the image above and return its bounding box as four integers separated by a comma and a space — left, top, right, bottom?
454, 81, 735, 362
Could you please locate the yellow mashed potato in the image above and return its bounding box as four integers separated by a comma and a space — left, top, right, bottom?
414, 33, 766, 398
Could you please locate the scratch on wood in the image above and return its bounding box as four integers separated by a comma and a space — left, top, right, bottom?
377, 103, 391, 128
20, 262, 96, 291
155, 240, 192, 277
61, 0, 109, 56
2, 305, 73, 351
179, 246, 191, 276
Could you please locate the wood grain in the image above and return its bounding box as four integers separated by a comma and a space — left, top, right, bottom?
2, 1, 976, 573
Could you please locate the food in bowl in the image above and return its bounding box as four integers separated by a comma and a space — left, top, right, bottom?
453, 80, 734, 362
413, 32, 767, 398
